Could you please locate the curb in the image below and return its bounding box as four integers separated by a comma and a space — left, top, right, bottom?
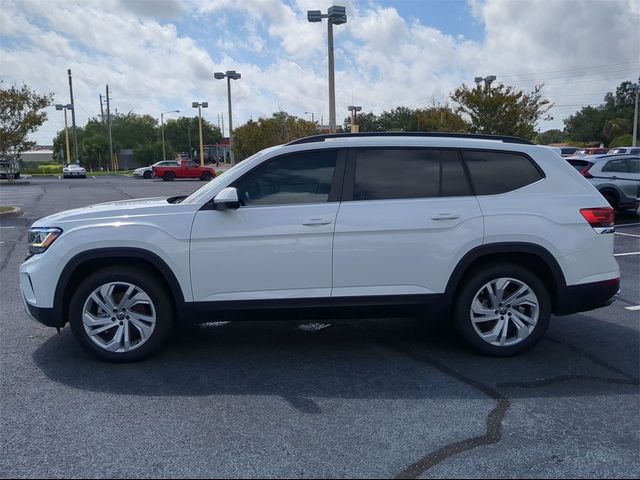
0, 206, 23, 218
0, 180, 31, 185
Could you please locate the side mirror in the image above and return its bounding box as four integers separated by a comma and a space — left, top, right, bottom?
213, 187, 240, 210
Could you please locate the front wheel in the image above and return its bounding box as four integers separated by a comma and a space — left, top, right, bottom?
143, 170, 152, 179
69, 266, 174, 362
200, 171, 213, 181
453, 264, 550, 356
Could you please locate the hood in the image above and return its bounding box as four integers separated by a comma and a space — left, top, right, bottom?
32, 197, 197, 228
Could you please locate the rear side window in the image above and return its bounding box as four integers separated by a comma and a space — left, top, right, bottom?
602, 159, 630, 173
629, 158, 640, 173
567, 159, 590, 171
353, 149, 471, 201
463, 150, 543, 195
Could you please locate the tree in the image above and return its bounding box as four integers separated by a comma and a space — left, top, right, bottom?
0, 82, 53, 179
342, 111, 382, 132
233, 112, 318, 159
134, 141, 174, 165
450, 83, 552, 140
414, 105, 467, 132
111, 112, 158, 148
163, 116, 222, 158
534, 129, 567, 145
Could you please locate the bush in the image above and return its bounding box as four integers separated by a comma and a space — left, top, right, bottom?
609, 134, 633, 148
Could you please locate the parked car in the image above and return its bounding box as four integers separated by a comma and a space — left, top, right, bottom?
152, 159, 216, 181
566, 154, 640, 211
62, 163, 86, 178
133, 160, 179, 179
559, 147, 579, 157
608, 146, 640, 155
0, 157, 20, 179
21, 133, 620, 362
575, 147, 609, 156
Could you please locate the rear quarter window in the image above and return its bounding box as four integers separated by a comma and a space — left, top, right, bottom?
463, 150, 543, 195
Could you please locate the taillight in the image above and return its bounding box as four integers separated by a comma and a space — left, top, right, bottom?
580, 207, 614, 228
580, 163, 594, 178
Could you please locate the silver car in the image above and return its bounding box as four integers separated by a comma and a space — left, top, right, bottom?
133, 160, 179, 179
608, 146, 640, 155
567, 154, 640, 211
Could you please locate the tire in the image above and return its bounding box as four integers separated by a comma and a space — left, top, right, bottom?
453, 263, 551, 356
163, 171, 175, 181
200, 171, 213, 181
69, 266, 174, 362
14, 172, 20, 179
601, 191, 618, 210
143, 170, 152, 179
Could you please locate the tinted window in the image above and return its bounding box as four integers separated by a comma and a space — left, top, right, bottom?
561, 147, 578, 155
353, 149, 470, 201
463, 150, 543, 195
234, 150, 337, 206
567, 159, 590, 171
630, 149, 640, 155
602, 159, 629, 173
627, 158, 640, 173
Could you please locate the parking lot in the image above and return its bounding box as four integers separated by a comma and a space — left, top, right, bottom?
1, 177, 639, 478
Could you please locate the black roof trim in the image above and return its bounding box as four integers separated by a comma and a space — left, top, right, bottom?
286, 132, 535, 146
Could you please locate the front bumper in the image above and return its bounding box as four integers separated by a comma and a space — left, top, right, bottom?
22, 295, 63, 328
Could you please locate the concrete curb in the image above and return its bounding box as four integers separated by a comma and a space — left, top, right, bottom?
0, 180, 31, 185
0, 206, 23, 218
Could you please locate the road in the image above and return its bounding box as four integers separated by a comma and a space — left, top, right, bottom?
1, 177, 639, 478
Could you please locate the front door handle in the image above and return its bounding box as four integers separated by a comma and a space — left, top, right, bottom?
431, 213, 460, 220
302, 218, 332, 226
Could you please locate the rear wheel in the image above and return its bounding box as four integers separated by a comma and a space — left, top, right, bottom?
163, 171, 175, 181
69, 266, 174, 362
453, 264, 550, 356
601, 191, 618, 209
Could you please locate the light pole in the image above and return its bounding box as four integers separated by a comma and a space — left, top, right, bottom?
308, 6, 347, 134
304, 111, 315, 123
214, 70, 241, 166
474, 75, 497, 93
629, 83, 639, 147
347, 105, 361, 133
55, 104, 73, 164
192, 102, 208, 166
160, 110, 180, 161
67, 69, 79, 163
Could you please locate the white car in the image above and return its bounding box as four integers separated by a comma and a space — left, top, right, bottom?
62, 163, 86, 178
608, 146, 640, 155
133, 160, 179, 179
20, 133, 620, 361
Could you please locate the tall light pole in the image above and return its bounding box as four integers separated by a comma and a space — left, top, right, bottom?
308, 6, 347, 134
347, 105, 361, 133
305, 111, 315, 123
474, 75, 497, 93
214, 70, 241, 166
55, 104, 73, 163
629, 83, 639, 147
192, 102, 208, 166
67, 69, 79, 163
160, 110, 180, 161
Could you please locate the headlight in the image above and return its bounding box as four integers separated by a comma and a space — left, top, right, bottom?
27, 227, 63, 255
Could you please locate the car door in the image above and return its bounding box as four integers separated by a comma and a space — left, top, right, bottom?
190, 149, 345, 302
332, 148, 483, 298
600, 157, 637, 202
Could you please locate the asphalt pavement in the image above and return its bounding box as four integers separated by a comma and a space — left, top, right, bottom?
1, 177, 638, 478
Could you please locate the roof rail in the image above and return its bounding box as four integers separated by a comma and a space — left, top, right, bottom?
286, 132, 535, 146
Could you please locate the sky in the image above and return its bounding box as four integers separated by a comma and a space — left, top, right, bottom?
1, 0, 639, 146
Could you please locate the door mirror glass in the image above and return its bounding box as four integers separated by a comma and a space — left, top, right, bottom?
213, 187, 240, 210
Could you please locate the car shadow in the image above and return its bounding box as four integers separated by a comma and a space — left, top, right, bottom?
32, 313, 639, 401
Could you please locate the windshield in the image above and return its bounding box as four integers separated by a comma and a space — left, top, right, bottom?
181, 150, 270, 204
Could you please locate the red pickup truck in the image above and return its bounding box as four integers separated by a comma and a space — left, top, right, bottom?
152, 160, 216, 181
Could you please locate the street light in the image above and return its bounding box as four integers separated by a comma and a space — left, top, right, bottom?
629, 83, 639, 147
474, 75, 497, 93
307, 5, 347, 134
304, 111, 315, 123
214, 70, 241, 166
55, 104, 73, 164
192, 102, 208, 166
160, 110, 180, 161
347, 105, 362, 133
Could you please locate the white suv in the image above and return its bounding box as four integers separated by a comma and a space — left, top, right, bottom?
20, 133, 620, 361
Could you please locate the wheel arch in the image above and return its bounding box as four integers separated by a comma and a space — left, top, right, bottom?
444, 243, 567, 315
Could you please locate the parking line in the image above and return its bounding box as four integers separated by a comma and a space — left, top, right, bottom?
614, 252, 640, 256
615, 223, 640, 228
0, 226, 15, 229
615, 232, 640, 238
625, 305, 640, 311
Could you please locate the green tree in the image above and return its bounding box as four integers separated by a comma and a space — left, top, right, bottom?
0, 82, 53, 179
233, 112, 318, 159
134, 141, 175, 165
342, 111, 382, 132
534, 129, 567, 145
414, 105, 468, 132
609, 134, 633, 148
450, 83, 552, 140
163, 116, 222, 158
111, 112, 158, 148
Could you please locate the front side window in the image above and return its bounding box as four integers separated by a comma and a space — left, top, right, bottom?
602, 159, 630, 173
353, 149, 470, 201
463, 150, 543, 195
234, 150, 337, 206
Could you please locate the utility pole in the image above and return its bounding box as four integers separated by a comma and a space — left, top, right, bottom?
99, 94, 104, 122
630, 83, 639, 147
106, 85, 113, 170
67, 69, 79, 163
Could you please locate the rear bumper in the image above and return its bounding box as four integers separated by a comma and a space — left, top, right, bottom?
554, 277, 620, 315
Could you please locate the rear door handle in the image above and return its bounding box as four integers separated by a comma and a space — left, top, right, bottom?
431, 213, 460, 220
302, 218, 332, 226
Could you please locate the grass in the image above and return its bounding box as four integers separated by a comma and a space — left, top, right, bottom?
0, 206, 15, 213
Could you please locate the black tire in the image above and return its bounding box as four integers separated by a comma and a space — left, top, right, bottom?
163, 171, 175, 181
453, 263, 551, 357
200, 171, 213, 181
143, 170, 152, 179
69, 266, 174, 362
601, 191, 618, 209
14, 172, 20, 179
